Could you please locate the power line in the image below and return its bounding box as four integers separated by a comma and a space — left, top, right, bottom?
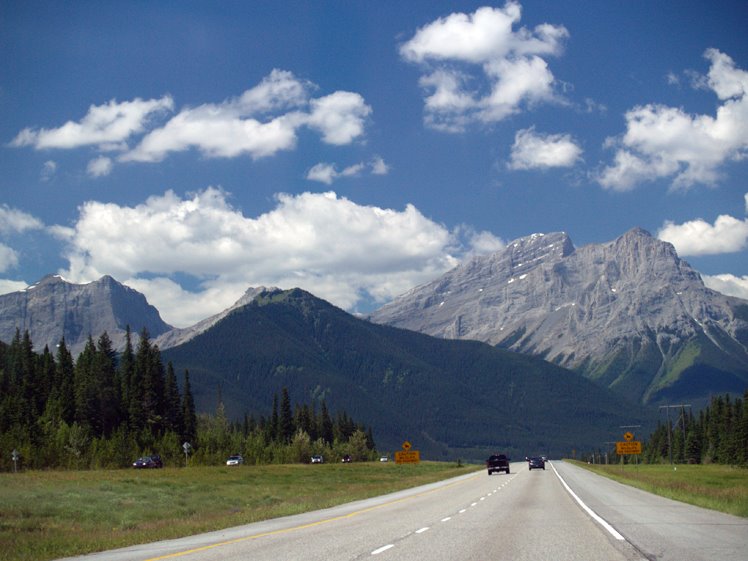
659, 404, 691, 464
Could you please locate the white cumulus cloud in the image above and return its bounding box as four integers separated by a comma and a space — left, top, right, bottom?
11, 70, 371, 174
87, 156, 113, 178
306, 156, 389, 184
53, 188, 477, 327
657, 194, 748, 256
702, 274, 748, 301
11, 96, 174, 150
508, 127, 582, 170
0, 205, 44, 235
599, 49, 748, 191
123, 70, 370, 163
0, 206, 44, 275
400, 2, 568, 131
0, 244, 19, 273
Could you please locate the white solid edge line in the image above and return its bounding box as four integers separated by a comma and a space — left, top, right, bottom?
372, 544, 394, 555
550, 462, 625, 541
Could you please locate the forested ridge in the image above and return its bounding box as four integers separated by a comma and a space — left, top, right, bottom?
0, 329, 376, 471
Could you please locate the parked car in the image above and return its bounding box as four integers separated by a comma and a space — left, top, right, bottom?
528, 456, 545, 470
226, 454, 244, 466
379, 455, 389, 462
341, 454, 352, 463
133, 454, 163, 469
311, 455, 324, 464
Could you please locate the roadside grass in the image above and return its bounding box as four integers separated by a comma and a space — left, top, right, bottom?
571, 461, 748, 517
0, 461, 478, 561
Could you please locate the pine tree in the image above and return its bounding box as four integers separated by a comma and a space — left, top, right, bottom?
119, 326, 135, 428
135, 329, 166, 435
19, 331, 37, 427
128, 330, 146, 433
74, 336, 98, 434
320, 401, 334, 445
163, 362, 183, 435
37, 345, 56, 418
55, 338, 75, 425
707, 395, 724, 463
717, 395, 735, 464
739, 392, 748, 465
94, 332, 120, 437
181, 370, 197, 445
280, 388, 295, 443
270, 394, 279, 442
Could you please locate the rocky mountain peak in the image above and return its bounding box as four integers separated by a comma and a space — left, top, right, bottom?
370, 228, 748, 404
0, 275, 172, 356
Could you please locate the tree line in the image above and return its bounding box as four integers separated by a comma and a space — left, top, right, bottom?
0, 329, 377, 471
643, 392, 748, 465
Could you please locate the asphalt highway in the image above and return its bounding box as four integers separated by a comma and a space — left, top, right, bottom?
58, 461, 748, 561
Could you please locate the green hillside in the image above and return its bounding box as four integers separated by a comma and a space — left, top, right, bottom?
162, 289, 656, 460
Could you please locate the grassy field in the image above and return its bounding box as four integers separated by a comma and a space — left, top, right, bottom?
0, 461, 478, 561
572, 461, 748, 517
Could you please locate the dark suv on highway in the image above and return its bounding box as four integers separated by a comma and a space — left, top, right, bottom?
486, 454, 510, 475
528, 456, 545, 470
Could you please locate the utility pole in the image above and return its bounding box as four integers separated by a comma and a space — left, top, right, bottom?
604, 442, 617, 465
659, 405, 691, 464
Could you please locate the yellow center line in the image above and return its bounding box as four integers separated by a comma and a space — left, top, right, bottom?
145, 472, 481, 560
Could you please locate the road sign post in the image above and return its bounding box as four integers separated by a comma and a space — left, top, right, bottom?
182, 442, 192, 467
11, 449, 19, 473
395, 441, 420, 464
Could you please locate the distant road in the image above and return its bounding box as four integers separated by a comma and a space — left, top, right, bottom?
58, 461, 747, 561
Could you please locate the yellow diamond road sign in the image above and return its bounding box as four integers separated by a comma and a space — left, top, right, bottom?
402, 441, 412, 451
623, 431, 634, 442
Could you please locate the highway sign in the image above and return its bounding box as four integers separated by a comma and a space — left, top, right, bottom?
616, 441, 642, 455
623, 431, 634, 442
395, 450, 420, 464
402, 441, 412, 451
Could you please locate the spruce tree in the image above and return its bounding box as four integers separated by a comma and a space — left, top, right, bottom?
128, 330, 146, 433
181, 370, 197, 445
164, 361, 183, 435
280, 387, 294, 443
73, 336, 98, 435
94, 332, 120, 437
320, 401, 334, 445
55, 338, 75, 424
119, 326, 135, 428
270, 394, 279, 442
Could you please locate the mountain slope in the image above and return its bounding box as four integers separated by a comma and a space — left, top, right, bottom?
369, 228, 748, 405
0, 275, 173, 356
161, 288, 655, 460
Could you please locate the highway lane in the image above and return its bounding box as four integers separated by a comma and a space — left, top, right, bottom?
58, 462, 644, 561
553, 461, 748, 561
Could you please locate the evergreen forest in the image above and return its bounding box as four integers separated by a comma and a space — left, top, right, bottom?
0, 329, 377, 471
642, 393, 748, 466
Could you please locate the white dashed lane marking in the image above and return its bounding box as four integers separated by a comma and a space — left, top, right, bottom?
369, 471, 521, 556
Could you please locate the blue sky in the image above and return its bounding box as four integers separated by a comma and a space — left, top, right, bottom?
2, 1, 747, 328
